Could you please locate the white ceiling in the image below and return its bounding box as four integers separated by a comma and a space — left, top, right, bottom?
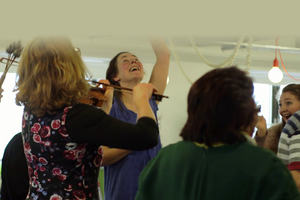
0, 1, 298, 80
0, 0, 299, 85
1, 35, 300, 72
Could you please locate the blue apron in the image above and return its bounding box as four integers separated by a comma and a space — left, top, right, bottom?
104, 98, 161, 200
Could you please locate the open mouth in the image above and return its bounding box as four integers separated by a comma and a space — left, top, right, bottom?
283, 114, 292, 121
129, 66, 140, 72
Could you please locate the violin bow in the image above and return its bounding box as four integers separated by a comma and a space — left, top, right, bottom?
89, 80, 169, 101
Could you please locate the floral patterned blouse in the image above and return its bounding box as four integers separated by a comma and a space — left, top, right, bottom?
22, 104, 158, 200
23, 106, 102, 200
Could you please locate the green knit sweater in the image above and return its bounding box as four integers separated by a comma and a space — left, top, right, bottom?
136, 141, 300, 200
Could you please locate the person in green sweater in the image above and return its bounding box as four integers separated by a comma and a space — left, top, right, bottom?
135, 66, 300, 200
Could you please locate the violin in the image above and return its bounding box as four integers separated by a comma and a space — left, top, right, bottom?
80, 80, 169, 107
79, 86, 107, 107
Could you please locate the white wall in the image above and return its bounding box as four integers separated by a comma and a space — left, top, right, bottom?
154, 61, 212, 146
84, 59, 285, 147
0, 57, 289, 160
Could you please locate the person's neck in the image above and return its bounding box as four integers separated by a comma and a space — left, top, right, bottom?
119, 80, 139, 90
119, 80, 139, 111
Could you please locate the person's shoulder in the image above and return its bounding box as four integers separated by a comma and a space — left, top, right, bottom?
70, 103, 92, 110
68, 103, 104, 115
109, 101, 119, 114
163, 141, 193, 148
158, 141, 197, 155
294, 110, 300, 116
240, 142, 280, 161
6, 132, 23, 148
146, 141, 194, 165
288, 111, 300, 125
283, 111, 300, 136
2, 132, 23, 160
233, 142, 289, 176
149, 98, 158, 111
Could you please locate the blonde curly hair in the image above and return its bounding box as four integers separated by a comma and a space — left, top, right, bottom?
15, 36, 90, 116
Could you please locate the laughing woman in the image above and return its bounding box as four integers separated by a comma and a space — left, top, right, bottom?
102, 39, 170, 200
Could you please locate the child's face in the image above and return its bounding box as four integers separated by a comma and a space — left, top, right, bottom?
279, 92, 300, 122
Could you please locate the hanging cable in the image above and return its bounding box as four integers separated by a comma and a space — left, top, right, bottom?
189, 36, 245, 68
167, 36, 253, 84
277, 37, 300, 81
168, 37, 193, 84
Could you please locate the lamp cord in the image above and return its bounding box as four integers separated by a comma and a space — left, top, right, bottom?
277, 37, 300, 81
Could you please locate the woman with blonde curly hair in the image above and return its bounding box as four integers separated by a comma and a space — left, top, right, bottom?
15, 36, 159, 200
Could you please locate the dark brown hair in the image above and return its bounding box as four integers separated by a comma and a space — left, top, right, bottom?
106, 52, 128, 110
282, 84, 300, 101
180, 66, 258, 146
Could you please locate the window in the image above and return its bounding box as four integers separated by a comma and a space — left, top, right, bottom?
253, 83, 273, 127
